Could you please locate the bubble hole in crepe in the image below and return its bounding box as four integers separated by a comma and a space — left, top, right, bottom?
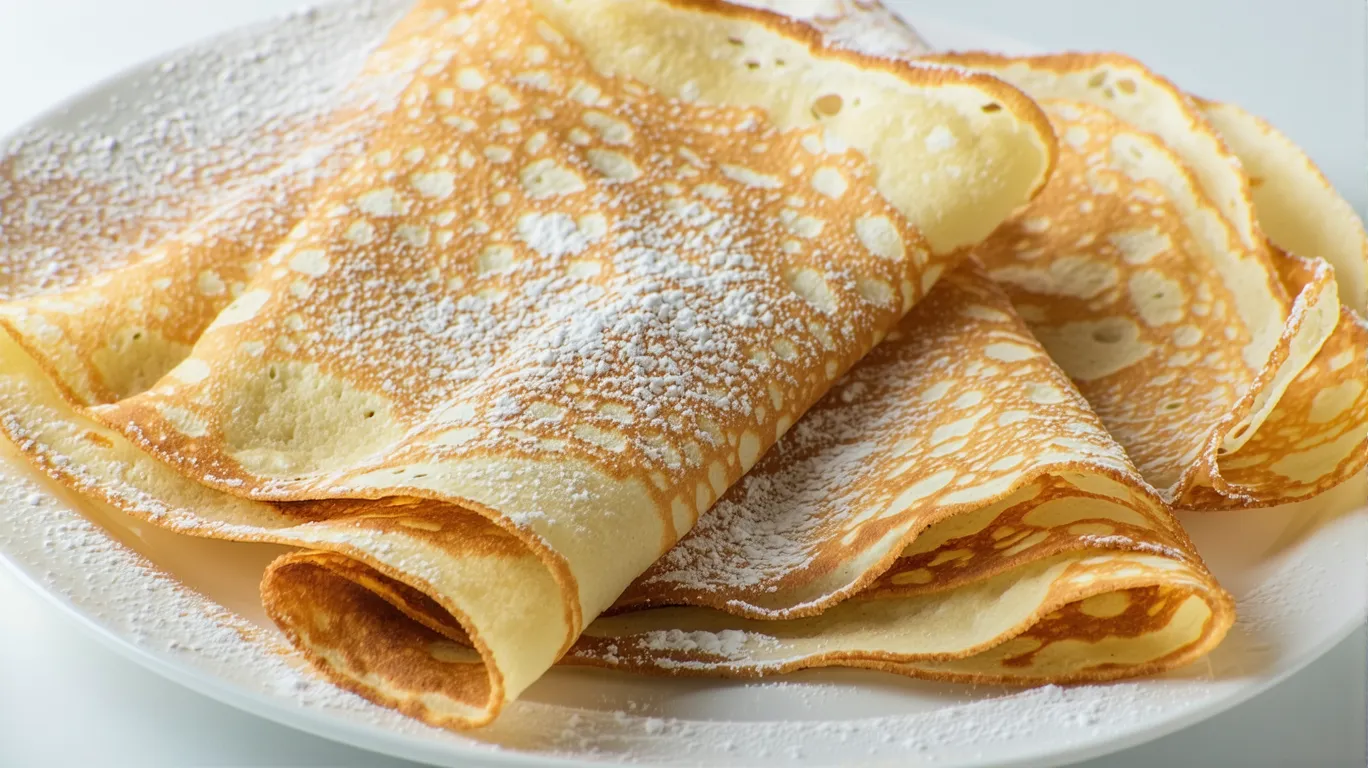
0, 0, 1053, 729
927, 51, 1368, 509
563, 263, 1233, 683
762, 1, 1365, 511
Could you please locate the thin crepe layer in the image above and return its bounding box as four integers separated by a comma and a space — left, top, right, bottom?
0, 0, 1053, 728
562, 264, 1232, 682
756, 6, 1358, 508
967, 98, 1322, 501
572, 553, 1225, 684
928, 51, 1367, 508
1190, 102, 1368, 504
800, 0, 1364, 508
1180, 253, 1368, 506
1200, 101, 1367, 317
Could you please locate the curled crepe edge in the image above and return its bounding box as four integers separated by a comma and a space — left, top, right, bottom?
1189, 254, 1368, 509
533, 0, 1059, 253
1197, 98, 1368, 317
611, 456, 1205, 621
566, 549, 1234, 686
918, 51, 1267, 259
919, 52, 1310, 427
923, 50, 1360, 507
0, 324, 582, 728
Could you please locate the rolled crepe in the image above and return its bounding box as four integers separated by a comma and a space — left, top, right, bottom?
566, 262, 1233, 682
0, 0, 1053, 729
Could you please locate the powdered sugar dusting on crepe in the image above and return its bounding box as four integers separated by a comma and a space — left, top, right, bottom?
0, 0, 413, 299
0, 1, 1361, 764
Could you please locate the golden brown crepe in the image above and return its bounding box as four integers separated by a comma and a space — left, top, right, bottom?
543, 0, 1367, 695
565, 262, 1233, 683
1189, 101, 1368, 505
0, 0, 1054, 728
10, 0, 1351, 733
765, 2, 1364, 511
0, 6, 440, 403
929, 52, 1368, 509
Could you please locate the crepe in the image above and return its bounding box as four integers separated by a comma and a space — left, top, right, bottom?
0, 4, 439, 405
1183, 102, 1368, 506
926, 52, 1368, 508
548, 0, 1368, 692
564, 262, 1233, 683
770, 1, 1364, 509
1201, 101, 1367, 317
0, 0, 1053, 729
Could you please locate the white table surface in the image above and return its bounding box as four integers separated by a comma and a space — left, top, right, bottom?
1, 1, 1364, 766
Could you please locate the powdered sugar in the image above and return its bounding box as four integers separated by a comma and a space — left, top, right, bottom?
6, 444, 1364, 766
734, 0, 932, 59
53, 0, 926, 551
618, 270, 1166, 619
0, 0, 414, 300
640, 628, 755, 658
2, 1, 1365, 766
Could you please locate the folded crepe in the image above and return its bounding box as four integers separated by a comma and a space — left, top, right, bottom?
927, 52, 1368, 509
566, 262, 1234, 682
549, 1, 1361, 691
774, 1, 1365, 509
0, 0, 1054, 729
1187, 100, 1368, 506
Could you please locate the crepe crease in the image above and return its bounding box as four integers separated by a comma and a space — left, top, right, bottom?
920, 51, 1368, 509
0, 0, 1057, 728
7, 0, 1351, 731
567, 263, 1233, 682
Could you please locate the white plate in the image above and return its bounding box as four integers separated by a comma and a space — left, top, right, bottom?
1, 4, 1365, 767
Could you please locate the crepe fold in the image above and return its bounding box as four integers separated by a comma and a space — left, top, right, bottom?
736, 0, 932, 58
565, 262, 1233, 683
745, 1, 1358, 510
0, 0, 1054, 728
927, 52, 1368, 510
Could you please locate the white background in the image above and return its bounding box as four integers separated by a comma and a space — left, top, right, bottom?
1, 1, 1364, 766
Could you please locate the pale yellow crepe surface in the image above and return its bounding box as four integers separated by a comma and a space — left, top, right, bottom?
0, 0, 1053, 729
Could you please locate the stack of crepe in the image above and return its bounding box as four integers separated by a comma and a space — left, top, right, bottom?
0, 0, 1361, 732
